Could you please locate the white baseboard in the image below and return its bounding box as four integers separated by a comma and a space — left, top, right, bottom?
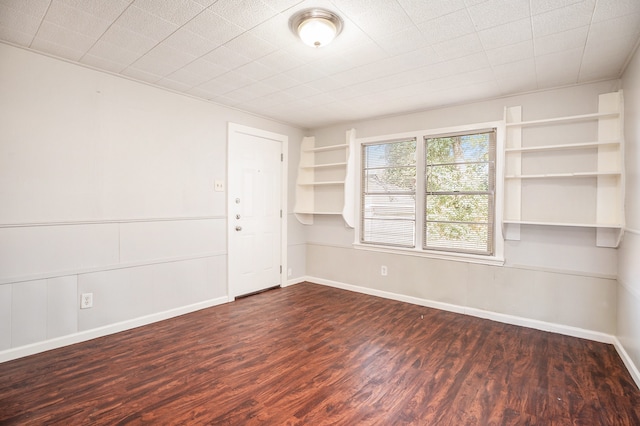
613, 336, 640, 390
305, 276, 615, 344
285, 277, 307, 287
0, 296, 229, 364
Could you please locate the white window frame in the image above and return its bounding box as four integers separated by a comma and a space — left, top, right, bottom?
353, 121, 505, 266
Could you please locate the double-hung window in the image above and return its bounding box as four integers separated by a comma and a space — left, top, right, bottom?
361, 139, 417, 247
424, 130, 496, 255
359, 125, 500, 262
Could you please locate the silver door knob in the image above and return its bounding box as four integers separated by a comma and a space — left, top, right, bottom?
235, 226, 242, 231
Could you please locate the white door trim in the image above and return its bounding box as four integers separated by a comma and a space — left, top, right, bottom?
227, 123, 288, 301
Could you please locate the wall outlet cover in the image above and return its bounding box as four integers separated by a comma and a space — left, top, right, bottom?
80, 293, 93, 309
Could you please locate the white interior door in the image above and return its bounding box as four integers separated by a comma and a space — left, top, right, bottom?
228, 123, 286, 299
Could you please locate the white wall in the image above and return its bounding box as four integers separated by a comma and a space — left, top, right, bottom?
0, 43, 307, 360
1, 39, 633, 373
619, 43, 640, 385
306, 81, 621, 337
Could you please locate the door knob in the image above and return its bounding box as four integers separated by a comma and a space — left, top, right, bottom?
235, 226, 242, 231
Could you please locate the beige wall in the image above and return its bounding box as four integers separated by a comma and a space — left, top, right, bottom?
619, 42, 640, 384
306, 80, 622, 338
0, 43, 307, 359
307, 244, 616, 335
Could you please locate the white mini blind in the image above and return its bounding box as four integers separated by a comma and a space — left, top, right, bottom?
424, 130, 496, 255
361, 139, 416, 247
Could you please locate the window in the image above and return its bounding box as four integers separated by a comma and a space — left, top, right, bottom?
361, 139, 416, 247
424, 130, 495, 255
359, 126, 499, 261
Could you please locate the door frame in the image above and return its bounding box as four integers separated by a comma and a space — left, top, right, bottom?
227, 122, 288, 301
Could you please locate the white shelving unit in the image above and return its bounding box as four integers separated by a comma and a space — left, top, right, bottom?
294, 129, 356, 227
503, 91, 625, 247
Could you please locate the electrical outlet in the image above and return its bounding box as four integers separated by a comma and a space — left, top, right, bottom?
381, 265, 388, 276
80, 293, 93, 309
214, 180, 224, 192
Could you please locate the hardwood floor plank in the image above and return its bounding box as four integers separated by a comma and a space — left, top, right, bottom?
1, 282, 639, 425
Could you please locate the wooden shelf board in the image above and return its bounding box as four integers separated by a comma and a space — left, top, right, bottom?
505, 140, 620, 153
294, 211, 343, 215
304, 144, 349, 153
297, 181, 345, 186
505, 111, 619, 127
503, 220, 623, 229
300, 162, 347, 169
505, 171, 621, 179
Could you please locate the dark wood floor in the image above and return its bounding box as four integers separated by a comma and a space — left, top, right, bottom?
1, 282, 639, 425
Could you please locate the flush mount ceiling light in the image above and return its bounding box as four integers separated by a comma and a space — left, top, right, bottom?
289, 8, 343, 48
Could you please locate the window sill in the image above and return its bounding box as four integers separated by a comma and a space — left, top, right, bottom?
353, 243, 505, 267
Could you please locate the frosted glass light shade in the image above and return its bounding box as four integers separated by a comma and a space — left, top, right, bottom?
298, 18, 336, 48
289, 8, 343, 49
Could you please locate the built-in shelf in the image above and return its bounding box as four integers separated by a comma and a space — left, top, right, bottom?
304, 143, 349, 153
503, 220, 623, 229
300, 162, 348, 169
504, 111, 619, 127
505, 171, 621, 179
502, 91, 625, 248
297, 181, 345, 186
294, 130, 356, 227
504, 140, 620, 153
294, 211, 344, 215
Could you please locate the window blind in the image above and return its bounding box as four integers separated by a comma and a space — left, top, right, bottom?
361, 139, 417, 247
424, 130, 496, 255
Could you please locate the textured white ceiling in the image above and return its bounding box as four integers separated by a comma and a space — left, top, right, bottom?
1, 0, 639, 128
